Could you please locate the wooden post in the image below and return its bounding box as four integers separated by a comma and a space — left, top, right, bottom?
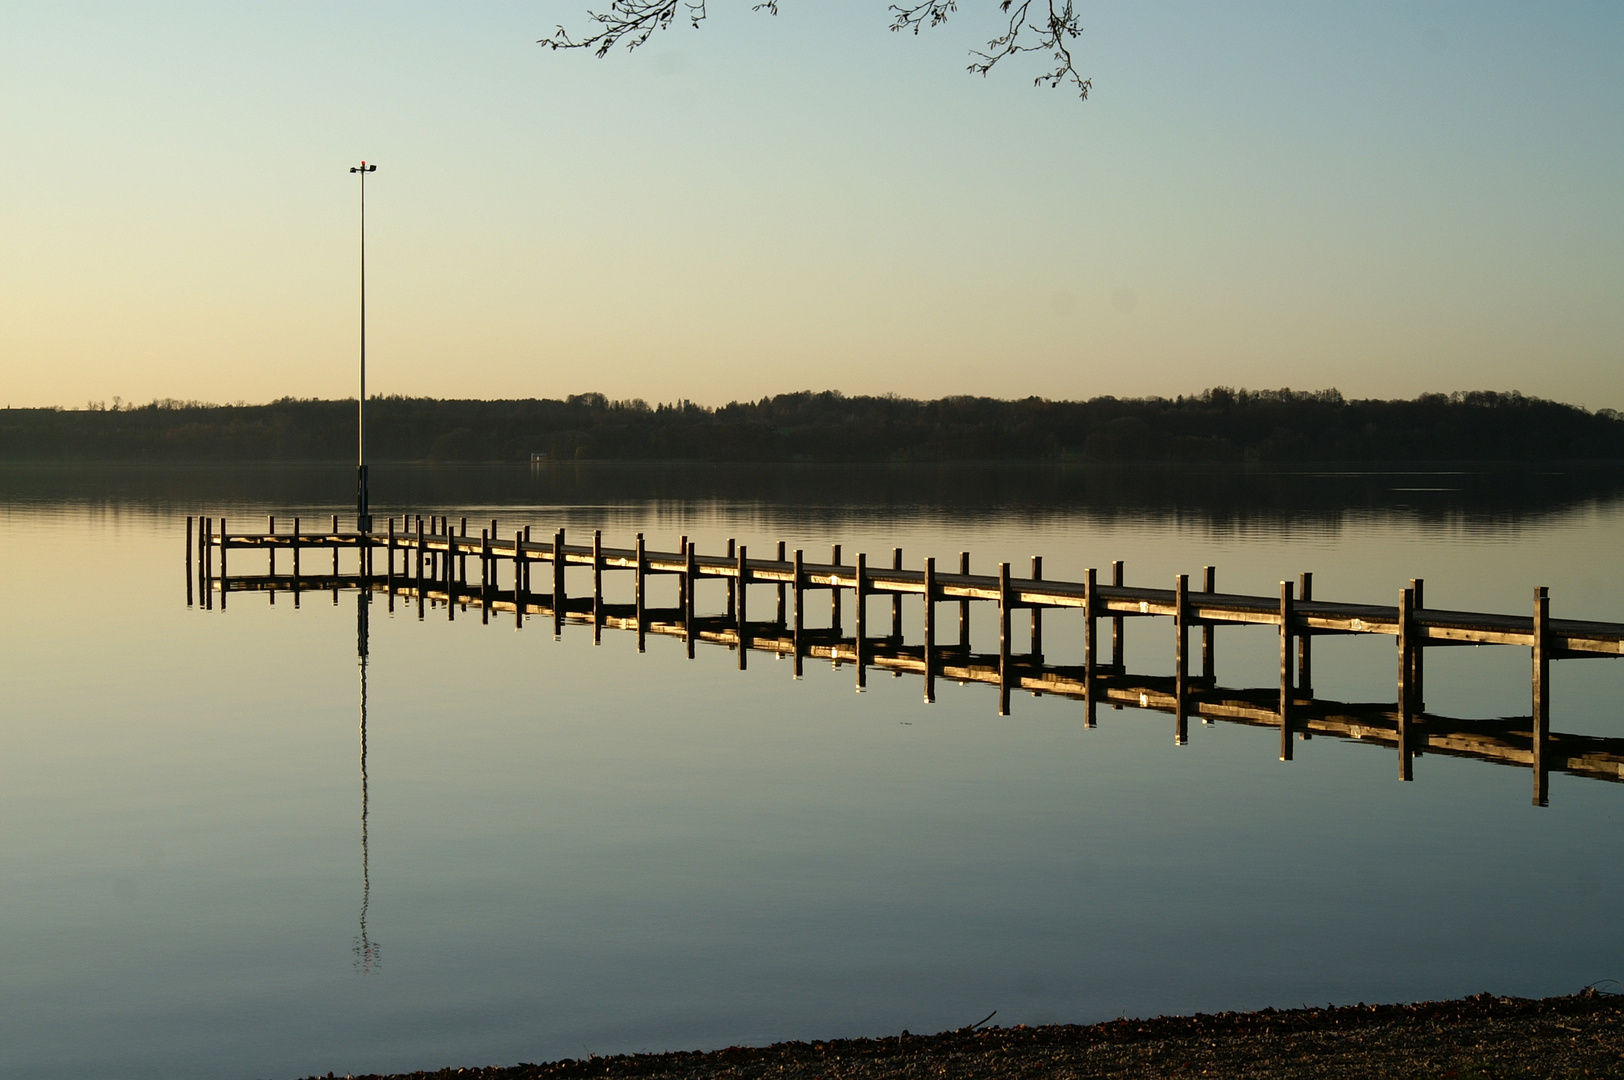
386, 518, 396, 595
444, 525, 456, 615
1409, 577, 1424, 712
1111, 560, 1125, 671
460, 517, 469, 586
331, 514, 339, 576
1029, 555, 1043, 661
291, 516, 301, 602
635, 533, 647, 653
737, 543, 748, 670
1533, 586, 1550, 806
414, 516, 424, 588
413, 516, 424, 620
515, 530, 526, 629
1201, 565, 1216, 684
267, 514, 277, 576
998, 562, 1012, 716
1279, 580, 1294, 761
726, 538, 736, 618
830, 544, 843, 630
678, 535, 689, 616
958, 551, 971, 650
553, 528, 567, 639
684, 539, 697, 659
480, 530, 491, 624
892, 548, 904, 639
592, 529, 603, 644
1083, 567, 1097, 727
1397, 586, 1414, 781
201, 517, 212, 609
219, 518, 228, 607
776, 540, 787, 627
1298, 571, 1314, 695
923, 556, 936, 704
792, 548, 805, 679
854, 552, 867, 690
1174, 573, 1189, 745
185, 516, 194, 606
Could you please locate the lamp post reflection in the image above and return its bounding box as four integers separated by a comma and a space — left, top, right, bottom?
352, 589, 381, 974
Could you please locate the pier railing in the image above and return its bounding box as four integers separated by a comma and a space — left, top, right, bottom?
187, 513, 1624, 806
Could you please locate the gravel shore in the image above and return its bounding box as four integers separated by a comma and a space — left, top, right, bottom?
310, 991, 1624, 1080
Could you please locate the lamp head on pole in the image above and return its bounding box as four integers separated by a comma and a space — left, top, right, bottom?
350, 162, 377, 174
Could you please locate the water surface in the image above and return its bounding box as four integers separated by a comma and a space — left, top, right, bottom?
4, 463, 1623, 1080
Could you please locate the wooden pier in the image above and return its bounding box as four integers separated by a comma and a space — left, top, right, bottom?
188, 514, 1624, 806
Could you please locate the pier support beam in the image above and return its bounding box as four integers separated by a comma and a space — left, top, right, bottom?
1397, 585, 1415, 781
1030, 556, 1043, 662
830, 544, 843, 631
726, 539, 736, 618
480, 531, 491, 624
1112, 560, 1125, 671
553, 528, 567, 640
515, 530, 526, 629
792, 548, 805, 679
998, 561, 1012, 716
923, 557, 936, 703
1174, 573, 1189, 745
1279, 580, 1294, 761
1201, 565, 1215, 684
775, 541, 787, 628
635, 533, 647, 653
892, 548, 904, 640
684, 540, 696, 659
737, 544, 749, 671
592, 529, 603, 643
1083, 567, 1097, 727
1409, 577, 1425, 711
958, 552, 971, 650
854, 552, 867, 690
1298, 572, 1313, 695
1533, 586, 1551, 807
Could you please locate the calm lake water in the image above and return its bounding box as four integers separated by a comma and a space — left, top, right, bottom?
5, 463, 1624, 1080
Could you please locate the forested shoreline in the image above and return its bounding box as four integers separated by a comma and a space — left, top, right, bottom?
3, 389, 1621, 464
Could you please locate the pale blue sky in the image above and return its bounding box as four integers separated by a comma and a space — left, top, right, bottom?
2, 2, 1620, 408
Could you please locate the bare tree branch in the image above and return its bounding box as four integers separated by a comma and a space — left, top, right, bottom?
541, 2, 1089, 98
538, 1, 705, 59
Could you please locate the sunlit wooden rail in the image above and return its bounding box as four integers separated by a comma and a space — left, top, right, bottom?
187, 513, 1624, 806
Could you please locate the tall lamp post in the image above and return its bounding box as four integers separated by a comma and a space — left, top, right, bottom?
350, 160, 377, 532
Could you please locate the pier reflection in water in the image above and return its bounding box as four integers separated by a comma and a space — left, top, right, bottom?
200, 546, 1624, 809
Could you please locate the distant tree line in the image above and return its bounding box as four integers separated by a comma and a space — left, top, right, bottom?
3, 389, 1621, 464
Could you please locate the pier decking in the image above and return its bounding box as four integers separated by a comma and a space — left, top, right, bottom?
189, 514, 1624, 806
